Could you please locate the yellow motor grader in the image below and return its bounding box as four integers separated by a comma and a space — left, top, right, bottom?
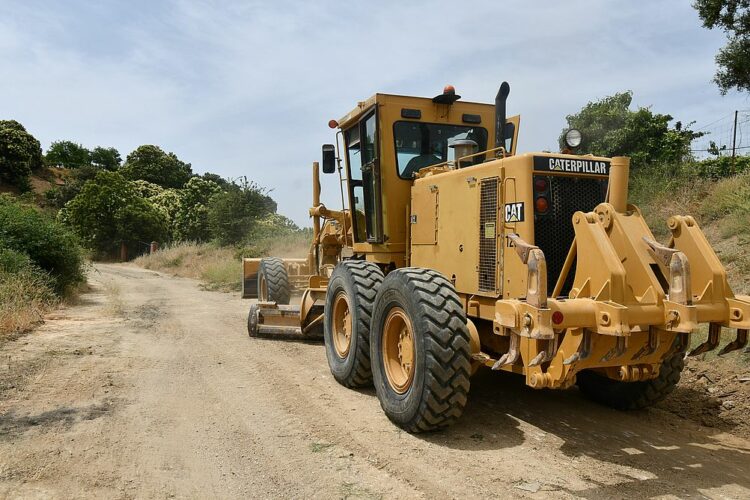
242, 83, 749, 432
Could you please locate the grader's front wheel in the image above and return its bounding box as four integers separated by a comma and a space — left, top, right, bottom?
257, 257, 291, 305
323, 261, 384, 388
370, 268, 472, 432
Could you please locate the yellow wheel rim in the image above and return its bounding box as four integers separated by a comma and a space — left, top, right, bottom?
382, 307, 415, 394
332, 291, 352, 358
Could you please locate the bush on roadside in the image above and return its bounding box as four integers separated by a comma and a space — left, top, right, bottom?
0, 248, 57, 336
0, 195, 85, 293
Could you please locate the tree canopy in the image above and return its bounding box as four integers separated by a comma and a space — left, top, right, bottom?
694, 0, 750, 94
0, 120, 43, 190
60, 171, 168, 255
560, 91, 702, 169
207, 179, 277, 245
120, 145, 193, 189
45, 141, 91, 169
90, 146, 122, 170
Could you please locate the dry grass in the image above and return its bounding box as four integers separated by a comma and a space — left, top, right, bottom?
133, 242, 241, 292
102, 278, 124, 316
0, 272, 58, 337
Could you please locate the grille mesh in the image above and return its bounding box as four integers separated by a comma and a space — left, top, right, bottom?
479, 177, 499, 293
534, 176, 608, 296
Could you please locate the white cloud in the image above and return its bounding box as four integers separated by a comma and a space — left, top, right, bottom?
1, 0, 748, 225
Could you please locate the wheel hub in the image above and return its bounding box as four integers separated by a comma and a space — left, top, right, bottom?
382, 307, 415, 394
332, 291, 352, 357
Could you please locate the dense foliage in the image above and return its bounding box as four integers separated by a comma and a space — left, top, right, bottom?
60, 171, 168, 256
90, 146, 122, 170
0, 120, 43, 190
0, 195, 85, 293
120, 145, 193, 189
207, 179, 277, 245
560, 92, 703, 170
694, 0, 750, 94
45, 141, 91, 169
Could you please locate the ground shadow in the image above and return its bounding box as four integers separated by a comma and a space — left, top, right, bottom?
423, 369, 750, 497
0, 400, 113, 440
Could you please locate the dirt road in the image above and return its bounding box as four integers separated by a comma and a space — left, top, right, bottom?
2, 264, 750, 499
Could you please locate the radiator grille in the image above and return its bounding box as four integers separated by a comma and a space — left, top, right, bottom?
479, 177, 499, 293
534, 176, 608, 296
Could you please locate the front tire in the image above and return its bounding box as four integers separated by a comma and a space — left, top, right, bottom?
258, 257, 291, 305
323, 261, 384, 388
370, 268, 471, 432
247, 303, 259, 337
577, 352, 685, 410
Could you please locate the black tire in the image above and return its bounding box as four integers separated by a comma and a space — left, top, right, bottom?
258, 257, 291, 305
247, 303, 259, 337
370, 268, 472, 432
324, 260, 384, 388
577, 352, 685, 410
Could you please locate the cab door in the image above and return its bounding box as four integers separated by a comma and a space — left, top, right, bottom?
344, 111, 383, 243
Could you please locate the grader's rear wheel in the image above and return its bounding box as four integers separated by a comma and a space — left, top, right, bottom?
257, 257, 290, 305
577, 352, 686, 410
324, 261, 384, 388
370, 268, 471, 433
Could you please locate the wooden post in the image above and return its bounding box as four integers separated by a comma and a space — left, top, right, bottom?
731, 110, 738, 175
150, 241, 159, 254
120, 241, 128, 262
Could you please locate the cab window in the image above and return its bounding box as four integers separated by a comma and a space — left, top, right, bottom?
394, 122, 488, 178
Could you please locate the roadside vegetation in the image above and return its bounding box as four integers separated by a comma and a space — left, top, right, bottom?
1, 119, 308, 333
0, 195, 86, 336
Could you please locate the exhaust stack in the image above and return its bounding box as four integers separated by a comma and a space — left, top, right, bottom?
495, 82, 511, 152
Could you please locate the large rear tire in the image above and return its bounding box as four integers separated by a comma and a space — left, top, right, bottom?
370, 268, 471, 432
324, 261, 384, 388
257, 257, 291, 305
577, 352, 685, 410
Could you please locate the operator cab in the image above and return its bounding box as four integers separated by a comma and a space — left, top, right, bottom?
322, 85, 520, 264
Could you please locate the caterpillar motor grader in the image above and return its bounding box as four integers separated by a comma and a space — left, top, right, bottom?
242, 82, 750, 432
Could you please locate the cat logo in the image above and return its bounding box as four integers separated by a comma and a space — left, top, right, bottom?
504, 202, 524, 223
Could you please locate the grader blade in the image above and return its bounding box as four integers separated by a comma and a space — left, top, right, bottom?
247, 302, 306, 338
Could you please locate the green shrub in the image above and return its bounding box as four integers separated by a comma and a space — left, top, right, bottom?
0, 195, 85, 293
694, 155, 750, 180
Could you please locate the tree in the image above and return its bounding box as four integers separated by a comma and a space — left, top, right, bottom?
200, 172, 229, 188
174, 177, 222, 241
0, 120, 43, 191
60, 171, 168, 255
694, 1, 750, 94
120, 145, 192, 189
43, 165, 100, 209
90, 146, 121, 170
207, 179, 276, 245
45, 141, 91, 169
560, 92, 703, 170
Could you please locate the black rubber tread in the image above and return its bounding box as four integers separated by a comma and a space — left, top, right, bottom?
247, 303, 259, 337
576, 353, 685, 410
323, 260, 384, 388
258, 257, 291, 305
370, 268, 472, 433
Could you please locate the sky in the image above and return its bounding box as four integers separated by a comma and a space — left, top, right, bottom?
2, 0, 749, 226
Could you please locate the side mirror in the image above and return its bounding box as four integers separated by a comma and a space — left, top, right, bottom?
322, 144, 336, 174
